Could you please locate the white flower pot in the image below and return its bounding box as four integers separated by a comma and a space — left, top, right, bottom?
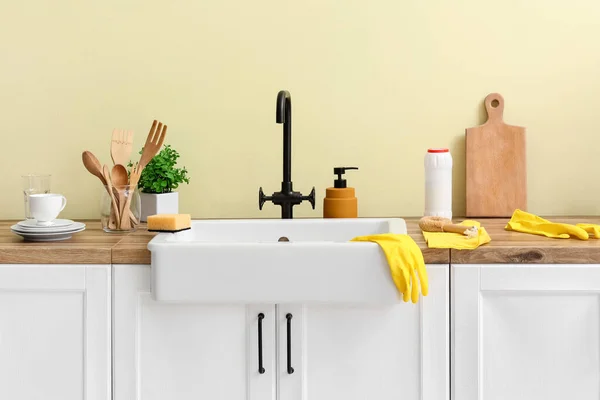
139, 192, 179, 222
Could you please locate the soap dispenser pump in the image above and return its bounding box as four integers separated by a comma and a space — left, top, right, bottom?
323, 167, 359, 218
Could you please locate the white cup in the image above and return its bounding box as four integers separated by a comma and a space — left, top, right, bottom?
28, 194, 67, 226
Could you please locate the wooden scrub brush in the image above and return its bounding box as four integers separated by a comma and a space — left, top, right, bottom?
419, 216, 479, 238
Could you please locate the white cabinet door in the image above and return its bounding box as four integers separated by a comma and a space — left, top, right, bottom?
278, 264, 449, 400
0, 264, 111, 400
113, 264, 276, 400
453, 264, 600, 400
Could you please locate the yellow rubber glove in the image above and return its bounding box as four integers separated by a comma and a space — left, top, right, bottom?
350, 233, 428, 303
575, 223, 600, 239
505, 209, 589, 240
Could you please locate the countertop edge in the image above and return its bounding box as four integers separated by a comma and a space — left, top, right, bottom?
4, 217, 600, 265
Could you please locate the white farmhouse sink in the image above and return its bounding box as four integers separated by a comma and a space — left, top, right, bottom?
148, 218, 407, 304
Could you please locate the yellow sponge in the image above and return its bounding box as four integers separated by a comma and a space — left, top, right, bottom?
147, 214, 191, 232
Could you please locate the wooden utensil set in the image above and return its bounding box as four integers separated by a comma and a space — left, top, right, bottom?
82, 120, 167, 230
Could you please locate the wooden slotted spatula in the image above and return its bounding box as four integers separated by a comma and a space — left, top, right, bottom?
110, 129, 134, 167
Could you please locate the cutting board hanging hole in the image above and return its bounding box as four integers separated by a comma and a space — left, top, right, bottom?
485, 93, 504, 123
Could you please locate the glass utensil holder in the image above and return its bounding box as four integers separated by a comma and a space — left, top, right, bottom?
101, 185, 141, 232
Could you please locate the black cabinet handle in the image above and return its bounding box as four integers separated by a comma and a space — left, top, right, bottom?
286, 313, 294, 374
258, 313, 265, 374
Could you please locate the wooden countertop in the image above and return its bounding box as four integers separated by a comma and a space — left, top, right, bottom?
452, 216, 600, 264
0, 220, 134, 264
2, 216, 600, 265
0, 220, 154, 264
0, 219, 447, 265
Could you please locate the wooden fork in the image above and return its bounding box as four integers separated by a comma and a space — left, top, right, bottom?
110, 129, 134, 167
137, 120, 167, 173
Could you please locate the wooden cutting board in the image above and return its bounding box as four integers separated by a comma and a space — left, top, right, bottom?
465, 93, 526, 217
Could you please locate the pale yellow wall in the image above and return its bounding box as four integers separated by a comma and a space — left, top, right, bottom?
2, 0, 600, 220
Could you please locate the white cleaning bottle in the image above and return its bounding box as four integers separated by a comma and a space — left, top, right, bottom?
424, 148, 453, 220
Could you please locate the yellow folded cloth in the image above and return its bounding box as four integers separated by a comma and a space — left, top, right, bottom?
350, 234, 428, 303
422, 220, 491, 249
505, 209, 600, 240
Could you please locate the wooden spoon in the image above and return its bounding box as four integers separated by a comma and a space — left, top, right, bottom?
83, 151, 116, 228
82, 151, 107, 185
111, 164, 128, 186
111, 164, 128, 218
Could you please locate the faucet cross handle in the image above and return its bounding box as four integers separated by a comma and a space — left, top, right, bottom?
302, 187, 316, 209
258, 187, 273, 210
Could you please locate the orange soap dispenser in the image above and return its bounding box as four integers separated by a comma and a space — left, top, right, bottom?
323, 167, 359, 218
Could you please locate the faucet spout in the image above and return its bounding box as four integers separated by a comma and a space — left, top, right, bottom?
276, 90, 292, 187
276, 90, 290, 123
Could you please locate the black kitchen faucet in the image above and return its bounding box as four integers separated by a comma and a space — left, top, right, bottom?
259, 90, 315, 219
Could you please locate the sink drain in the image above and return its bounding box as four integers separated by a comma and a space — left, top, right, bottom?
278, 236, 290, 242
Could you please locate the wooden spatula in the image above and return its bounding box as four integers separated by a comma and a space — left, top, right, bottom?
110, 129, 134, 167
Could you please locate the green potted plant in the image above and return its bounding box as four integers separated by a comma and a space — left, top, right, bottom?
130, 144, 190, 221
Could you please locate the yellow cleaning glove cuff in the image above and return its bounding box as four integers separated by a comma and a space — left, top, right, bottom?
350, 233, 428, 303
505, 209, 600, 240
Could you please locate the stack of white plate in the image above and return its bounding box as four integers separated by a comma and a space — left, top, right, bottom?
10, 219, 86, 242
